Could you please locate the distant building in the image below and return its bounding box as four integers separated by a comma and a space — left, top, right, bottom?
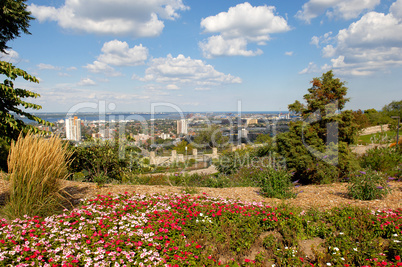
65, 117, 81, 141
177, 119, 188, 135
246, 118, 258, 126
160, 133, 171, 140
96, 129, 116, 139
238, 128, 248, 139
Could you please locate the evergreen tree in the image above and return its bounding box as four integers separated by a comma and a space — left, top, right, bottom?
277, 71, 359, 184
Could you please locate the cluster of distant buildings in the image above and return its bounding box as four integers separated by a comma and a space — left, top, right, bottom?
62, 113, 296, 144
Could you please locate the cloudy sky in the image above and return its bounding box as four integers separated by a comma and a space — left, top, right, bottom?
2, 0, 402, 113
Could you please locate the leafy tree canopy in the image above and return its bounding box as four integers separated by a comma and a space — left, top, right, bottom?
173, 140, 193, 154
0, 0, 33, 53
193, 125, 228, 148
278, 70, 359, 184
254, 133, 272, 144
382, 100, 402, 119
0, 0, 51, 171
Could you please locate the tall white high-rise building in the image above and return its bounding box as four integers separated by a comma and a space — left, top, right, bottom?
65, 116, 82, 141
238, 128, 248, 139
177, 119, 188, 135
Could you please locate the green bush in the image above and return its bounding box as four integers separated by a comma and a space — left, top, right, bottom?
276, 123, 359, 184
69, 140, 130, 182
359, 146, 402, 178
259, 167, 296, 199
215, 148, 258, 175
347, 170, 391, 200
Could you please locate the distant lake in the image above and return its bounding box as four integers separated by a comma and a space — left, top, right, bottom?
17, 111, 284, 123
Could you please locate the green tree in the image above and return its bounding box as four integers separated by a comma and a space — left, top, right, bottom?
352, 109, 370, 130
193, 125, 229, 149
254, 133, 272, 144
0, 61, 52, 143
278, 70, 359, 184
288, 100, 305, 115
382, 100, 402, 131
0, 0, 51, 171
0, 0, 33, 53
287, 70, 358, 145
173, 140, 194, 154
364, 108, 391, 126
382, 100, 402, 118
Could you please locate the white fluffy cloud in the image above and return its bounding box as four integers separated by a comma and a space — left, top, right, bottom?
97, 40, 148, 66
37, 63, 61, 70
299, 62, 319, 74
199, 36, 263, 58
307, 2, 402, 76
84, 40, 147, 76
77, 78, 96, 86
28, 0, 189, 37
0, 49, 20, 64
296, 0, 380, 23
199, 2, 290, 58
390, 0, 402, 19
137, 54, 242, 87
84, 61, 122, 77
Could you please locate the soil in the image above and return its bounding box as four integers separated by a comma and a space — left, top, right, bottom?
1, 172, 401, 212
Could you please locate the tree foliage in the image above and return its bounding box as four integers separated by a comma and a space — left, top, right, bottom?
0, 0, 51, 171
68, 141, 131, 182
254, 133, 272, 144
0, 0, 33, 53
287, 70, 359, 145
352, 109, 370, 130
0, 61, 52, 143
278, 71, 359, 184
173, 140, 193, 154
382, 100, 402, 118
193, 125, 228, 149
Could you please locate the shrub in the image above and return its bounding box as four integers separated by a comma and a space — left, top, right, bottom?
347, 170, 391, 200
3, 133, 72, 219
359, 146, 402, 178
259, 167, 296, 199
276, 123, 359, 184
68, 140, 129, 182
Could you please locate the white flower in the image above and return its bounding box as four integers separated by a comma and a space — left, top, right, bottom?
327, 263, 332, 266
353, 248, 358, 251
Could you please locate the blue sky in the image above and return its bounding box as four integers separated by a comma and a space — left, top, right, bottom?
2, 0, 402, 113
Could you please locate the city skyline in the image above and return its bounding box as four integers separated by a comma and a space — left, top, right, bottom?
1, 0, 402, 113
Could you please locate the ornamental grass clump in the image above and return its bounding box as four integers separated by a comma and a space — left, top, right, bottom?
3, 133, 72, 219
347, 170, 391, 201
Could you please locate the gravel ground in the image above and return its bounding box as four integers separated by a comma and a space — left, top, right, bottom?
1, 172, 400, 212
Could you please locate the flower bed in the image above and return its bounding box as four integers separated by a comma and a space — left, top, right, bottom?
0, 192, 401, 266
